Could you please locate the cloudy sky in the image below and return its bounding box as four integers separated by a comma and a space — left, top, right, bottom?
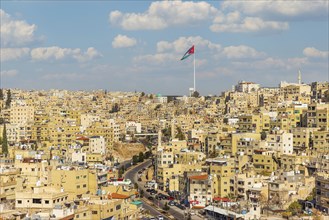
1, 1, 328, 95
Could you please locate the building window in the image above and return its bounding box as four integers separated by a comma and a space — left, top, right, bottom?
32, 198, 42, 204
116, 205, 121, 210
92, 211, 98, 215
17, 200, 22, 204
45, 200, 49, 204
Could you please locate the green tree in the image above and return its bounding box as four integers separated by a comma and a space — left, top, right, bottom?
132, 155, 139, 165
261, 131, 267, 140
140, 189, 144, 198
2, 123, 8, 155
163, 202, 170, 211
141, 92, 145, 97
144, 151, 152, 159
306, 187, 316, 201
162, 127, 171, 138
0, 89, 3, 100
5, 89, 11, 108
138, 152, 144, 162
118, 167, 125, 178
134, 182, 138, 189
110, 103, 120, 113
226, 193, 237, 202
154, 104, 161, 110
192, 90, 200, 98
175, 126, 185, 140
288, 201, 302, 216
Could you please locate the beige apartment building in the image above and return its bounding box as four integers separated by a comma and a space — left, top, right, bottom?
9, 103, 35, 125
0, 167, 19, 201
15, 186, 69, 211
316, 173, 329, 214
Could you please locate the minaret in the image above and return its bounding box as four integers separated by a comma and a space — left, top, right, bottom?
298, 70, 302, 84
171, 119, 175, 140
157, 129, 162, 149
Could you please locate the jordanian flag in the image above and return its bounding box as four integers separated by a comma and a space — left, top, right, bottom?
180, 45, 194, 60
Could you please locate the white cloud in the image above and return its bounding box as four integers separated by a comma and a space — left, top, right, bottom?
112, 35, 137, 48
211, 14, 289, 33
31, 46, 101, 62
42, 72, 84, 80
109, 1, 218, 30
73, 47, 102, 62
133, 53, 177, 65
157, 36, 221, 53
0, 48, 30, 62
303, 47, 329, 58
134, 36, 221, 67
0, 69, 18, 77
210, 0, 328, 34
222, 45, 266, 59
221, 0, 328, 19
0, 9, 37, 46
232, 57, 287, 70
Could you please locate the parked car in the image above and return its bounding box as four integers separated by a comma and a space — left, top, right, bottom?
148, 196, 154, 201
150, 191, 157, 195
168, 196, 174, 201
157, 215, 164, 220
177, 204, 186, 210
146, 188, 152, 192
168, 200, 175, 206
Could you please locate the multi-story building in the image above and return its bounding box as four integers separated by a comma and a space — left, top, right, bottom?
0, 166, 19, 201
9, 102, 34, 125
238, 113, 270, 133
266, 130, 293, 155
89, 136, 106, 154
49, 167, 89, 200
234, 81, 260, 93
188, 174, 212, 208
315, 173, 329, 214
252, 150, 278, 175
307, 103, 328, 129
15, 185, 69, 211
313, 130, 329, 153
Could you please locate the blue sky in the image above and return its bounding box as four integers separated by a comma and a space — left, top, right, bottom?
1, 1, 328, 95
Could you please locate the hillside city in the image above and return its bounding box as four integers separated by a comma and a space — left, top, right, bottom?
0, 77, 328, 220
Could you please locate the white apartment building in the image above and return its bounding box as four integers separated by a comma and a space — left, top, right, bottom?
71, 150, 87, 164
157, 150, 174, 168
89, 136, 106, 154
80, 114, 100, 131
235, 81, 260, 93
267, 130, 293, 155
108, 119, 121, 142
125, 121, 142, 134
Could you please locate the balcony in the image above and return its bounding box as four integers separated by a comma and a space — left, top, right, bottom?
0, 180, 16, 187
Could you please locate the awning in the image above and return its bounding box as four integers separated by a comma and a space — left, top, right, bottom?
213, 197, 230, 202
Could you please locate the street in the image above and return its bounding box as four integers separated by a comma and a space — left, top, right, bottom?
124, 159, 203, 220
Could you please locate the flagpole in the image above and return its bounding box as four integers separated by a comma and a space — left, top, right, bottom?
193, 47, 196, 92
